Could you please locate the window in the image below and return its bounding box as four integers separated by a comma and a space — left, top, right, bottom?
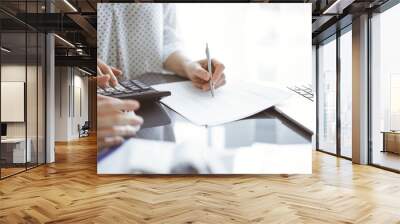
317, 36, 337, 154
370, 2, 400, 171
340, 28, 352, 158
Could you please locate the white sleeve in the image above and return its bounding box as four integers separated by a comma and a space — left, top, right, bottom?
162, 4, 182, 63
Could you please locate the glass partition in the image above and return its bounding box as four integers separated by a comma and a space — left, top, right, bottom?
27, 31, 38, 169
1, 31, 28, 177
38, 32, 45, 165
26, 0, 44, 169
0, 0, 46, 179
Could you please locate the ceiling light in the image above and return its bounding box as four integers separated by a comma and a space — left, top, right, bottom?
76, 49, 84, 55
1, 47, 11, 53
54, 34, 75, 48
63, 0, 78, 12
78, 68, 93, 76
323, 0, 354, 15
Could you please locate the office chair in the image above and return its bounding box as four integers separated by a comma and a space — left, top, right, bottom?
79, 121, 90, 138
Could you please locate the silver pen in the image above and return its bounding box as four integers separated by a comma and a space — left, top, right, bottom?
205, 43, 215, 97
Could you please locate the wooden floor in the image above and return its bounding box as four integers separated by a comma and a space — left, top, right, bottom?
373, 150, 400, 171
1, 167, 26, 178
0, 136, 400, 224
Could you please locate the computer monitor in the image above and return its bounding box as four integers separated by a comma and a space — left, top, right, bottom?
1, 123, 7, 138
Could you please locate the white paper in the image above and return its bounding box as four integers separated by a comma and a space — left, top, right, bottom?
153, 81, 292, 126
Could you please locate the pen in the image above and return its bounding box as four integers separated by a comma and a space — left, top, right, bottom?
205, 43, 215, 97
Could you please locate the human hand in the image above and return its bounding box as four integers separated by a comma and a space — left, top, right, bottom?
97, 58, 122, 88
184, 58, 226, 91
97, 95, 143, 149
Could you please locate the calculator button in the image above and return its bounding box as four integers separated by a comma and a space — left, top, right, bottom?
110, 90, 120, 94
132, 80, 150, 88
103, 87, 115, 93
128, 86, 140, 91
131, 80, 143, 85
115, 85, 126, 91
120, 80, 133, 86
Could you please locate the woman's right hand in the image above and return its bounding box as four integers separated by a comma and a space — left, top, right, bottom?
97, 95, 143, 149
97, 58, 122, 88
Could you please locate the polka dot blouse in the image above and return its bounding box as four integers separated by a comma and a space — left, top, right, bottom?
97, 3, 181, 79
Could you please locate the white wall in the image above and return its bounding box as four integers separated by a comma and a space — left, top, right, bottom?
54, 67, 89, 141
1, 65, 26, 144
54, 66, 69, 141
1, 65, 35, 138
1, 64, 46, 164
72, 74, 89, 138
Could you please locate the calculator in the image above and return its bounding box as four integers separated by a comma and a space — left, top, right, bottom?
97, 80, 171, 102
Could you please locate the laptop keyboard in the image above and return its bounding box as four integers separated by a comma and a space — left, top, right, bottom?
287, 84, 314, 102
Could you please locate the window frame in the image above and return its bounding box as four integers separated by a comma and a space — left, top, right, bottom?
315, 24, 352, 160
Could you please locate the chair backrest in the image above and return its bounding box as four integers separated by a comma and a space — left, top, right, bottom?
82, 121, 90, 129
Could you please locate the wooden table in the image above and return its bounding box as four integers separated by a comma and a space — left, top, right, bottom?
382, 131, 400, 154
1, 138, 31, 165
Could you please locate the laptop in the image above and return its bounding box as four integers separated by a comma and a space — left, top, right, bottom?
274, 84, 315, 134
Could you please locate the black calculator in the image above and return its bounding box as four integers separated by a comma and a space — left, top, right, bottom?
97, 80, 171, 102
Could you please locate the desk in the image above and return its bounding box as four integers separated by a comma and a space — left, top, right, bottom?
1, 138, 31, 164
98, 73, 312, 174
382, 131, 400, 154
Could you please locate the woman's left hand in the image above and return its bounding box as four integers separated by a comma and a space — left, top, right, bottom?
184, 58, 226, 91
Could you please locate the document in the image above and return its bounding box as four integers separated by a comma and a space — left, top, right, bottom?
152, 81, 292, 126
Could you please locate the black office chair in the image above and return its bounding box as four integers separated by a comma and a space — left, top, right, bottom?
78, 121, 90, 138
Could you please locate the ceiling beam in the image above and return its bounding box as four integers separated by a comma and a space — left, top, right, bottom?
66, 14, 96, 46
55, 55, 96, 71
312, 15, 335, 33
322, 0, 356, 14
